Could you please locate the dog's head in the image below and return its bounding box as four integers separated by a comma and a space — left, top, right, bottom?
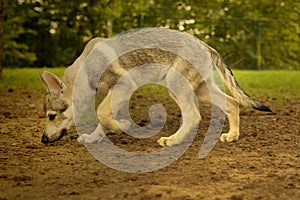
39, 71, 73, 144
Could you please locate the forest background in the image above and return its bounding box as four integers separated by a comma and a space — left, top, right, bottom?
1, 0, 299, 77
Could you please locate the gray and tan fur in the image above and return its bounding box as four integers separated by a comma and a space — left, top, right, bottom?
39, 28, 271, 145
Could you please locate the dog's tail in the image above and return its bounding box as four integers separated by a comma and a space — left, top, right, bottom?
207, 46, 271, 112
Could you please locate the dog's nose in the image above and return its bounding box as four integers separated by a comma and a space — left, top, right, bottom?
41, 135, 49, 144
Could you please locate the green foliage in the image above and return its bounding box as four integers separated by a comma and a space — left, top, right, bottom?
187, 0, 300, 69
4, 0, 38, 67
3, 0, 300, 69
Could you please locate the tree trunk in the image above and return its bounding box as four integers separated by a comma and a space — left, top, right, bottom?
106, 19, 113, 37
0, 0, 6, 79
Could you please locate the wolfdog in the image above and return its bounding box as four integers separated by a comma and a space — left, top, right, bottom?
39, 28, 271, 146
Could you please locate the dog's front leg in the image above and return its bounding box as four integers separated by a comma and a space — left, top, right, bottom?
77, 123, 106, 144
77, 89, 125, 144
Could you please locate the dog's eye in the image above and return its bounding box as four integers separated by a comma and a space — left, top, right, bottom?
48, 114, 56, 121
59, 107, 67, 113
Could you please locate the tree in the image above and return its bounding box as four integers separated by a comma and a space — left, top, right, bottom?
3, 0, 299, 69
0, 0, 6, 79
189, 0, 300, 69
3, 0, 37, 68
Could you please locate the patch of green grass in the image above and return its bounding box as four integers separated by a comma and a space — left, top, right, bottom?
0, 68, 65, 90
232, 70, 300, 100
1, 68, 299, 102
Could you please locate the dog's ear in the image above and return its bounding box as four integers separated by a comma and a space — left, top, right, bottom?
39, 71, 67, 96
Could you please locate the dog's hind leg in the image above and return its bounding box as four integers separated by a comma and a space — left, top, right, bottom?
197, 83, 240, 142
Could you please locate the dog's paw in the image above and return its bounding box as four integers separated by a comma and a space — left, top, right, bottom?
117, 119, 131, 130
77, 136, 83, 144
220, 132, 239, 142
77, 133, 103, 144
157, 136, 177, 147
77, 134, 89, 144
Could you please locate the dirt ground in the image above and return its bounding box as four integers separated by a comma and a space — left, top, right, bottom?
0, 88, 299, 200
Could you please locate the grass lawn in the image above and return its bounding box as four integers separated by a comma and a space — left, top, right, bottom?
0, 68, 65, 90
1, 68, 299, 102
232, 70, 300, 100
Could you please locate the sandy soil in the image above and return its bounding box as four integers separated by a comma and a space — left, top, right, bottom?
0, 89, 299, 200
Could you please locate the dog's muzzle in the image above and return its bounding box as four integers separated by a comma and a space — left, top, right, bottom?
41, 134, 49, 144
41, 129, 67, 144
